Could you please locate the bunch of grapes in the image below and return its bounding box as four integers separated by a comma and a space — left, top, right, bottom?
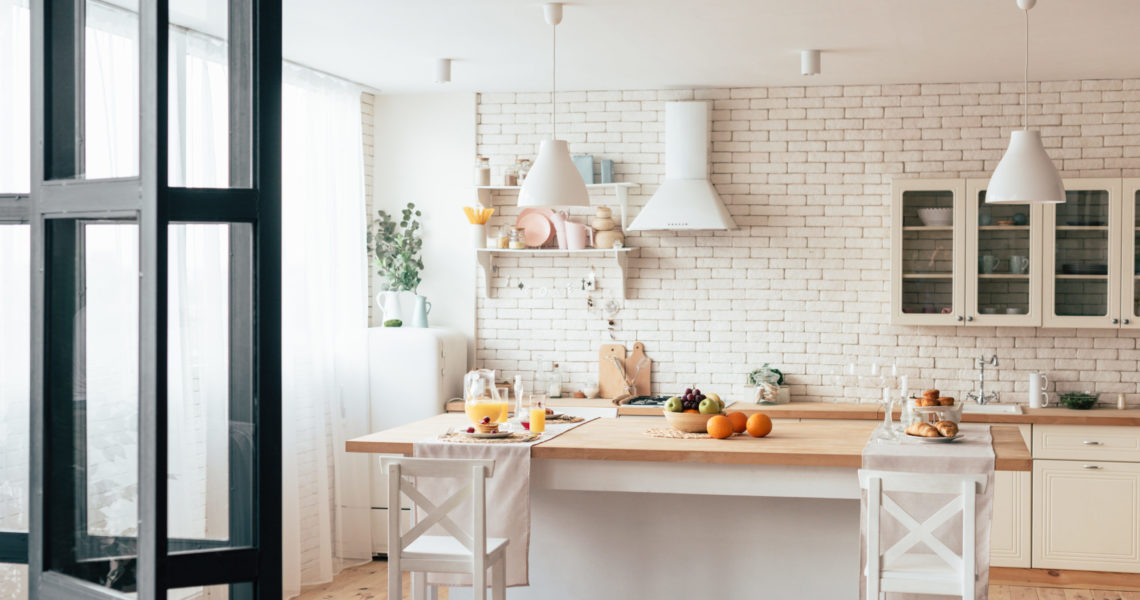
680, 387, 705, 411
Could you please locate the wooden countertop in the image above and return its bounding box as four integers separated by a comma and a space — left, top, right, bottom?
345, 413, 1031, 471
443, 397, 663, 416
728, 401, 1140, 426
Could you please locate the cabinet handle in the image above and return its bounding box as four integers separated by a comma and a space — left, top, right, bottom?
967, 316, 974, 322
956, 315, 964, 322
1082, 440, 1103, 446
1082, 464, 1103, 470
1126, 319, 1132, 325
1113, 318, 1120, 324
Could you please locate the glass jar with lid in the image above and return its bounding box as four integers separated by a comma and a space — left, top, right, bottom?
517, 158, 532, 183
509, 227, 526, 249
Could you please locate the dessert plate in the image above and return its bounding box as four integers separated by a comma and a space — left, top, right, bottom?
516, 209, 554, 247
906, 433, 963, 443
466, 430, 514, 439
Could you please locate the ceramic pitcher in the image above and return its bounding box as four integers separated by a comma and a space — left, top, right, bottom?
410, 294, 431, 328
550, 210, 569, 249
564, 220, 594, 250
376, 290, 403, 325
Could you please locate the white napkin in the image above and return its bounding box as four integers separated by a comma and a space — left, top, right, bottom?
860, 424, 995, 600
411, 419, 591, 588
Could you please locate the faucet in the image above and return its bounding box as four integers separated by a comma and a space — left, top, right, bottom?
966, 355, 1000, 405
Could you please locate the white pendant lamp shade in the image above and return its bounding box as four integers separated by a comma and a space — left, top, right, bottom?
518, 140, 589, 207
986, 130, 1065, 204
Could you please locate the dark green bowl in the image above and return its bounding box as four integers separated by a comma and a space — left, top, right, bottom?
1059, 392, 1098, 410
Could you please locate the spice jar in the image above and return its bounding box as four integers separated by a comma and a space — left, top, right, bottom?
509, 227, 526, 249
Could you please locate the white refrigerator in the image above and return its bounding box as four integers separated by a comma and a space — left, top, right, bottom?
367, 326, 467, 554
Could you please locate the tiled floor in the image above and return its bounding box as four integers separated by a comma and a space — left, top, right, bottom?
296, 561, 1139, 600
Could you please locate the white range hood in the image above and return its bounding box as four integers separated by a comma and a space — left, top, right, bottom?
628, 101, 736, 231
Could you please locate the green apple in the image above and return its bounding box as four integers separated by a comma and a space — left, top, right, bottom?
706, 393, 722, 409
698, 398, 721, 414
664, 397, 683, 412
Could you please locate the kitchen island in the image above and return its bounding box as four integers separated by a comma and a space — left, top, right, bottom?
348, 415, 1029, 599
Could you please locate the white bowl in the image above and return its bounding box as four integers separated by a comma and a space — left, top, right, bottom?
663, 409, 721, 433
917, 208, 953, 227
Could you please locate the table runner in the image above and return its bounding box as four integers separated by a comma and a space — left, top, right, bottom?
860, 424, 995, 600
411, 419, 592, 588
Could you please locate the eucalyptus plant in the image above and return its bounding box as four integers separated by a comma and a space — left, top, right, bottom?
367, 202, 424, 293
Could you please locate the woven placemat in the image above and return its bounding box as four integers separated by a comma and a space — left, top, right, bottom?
438, 431, 541, 444
644, 427, 745, 440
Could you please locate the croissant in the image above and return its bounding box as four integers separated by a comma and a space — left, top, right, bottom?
934, 421, 959, 437
906, 422, 941, 437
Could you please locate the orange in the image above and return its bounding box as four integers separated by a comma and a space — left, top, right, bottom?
706, 415, 733, 439
726, 411, 748, 434
683, 409, 700, 414
746, 413, 773, 438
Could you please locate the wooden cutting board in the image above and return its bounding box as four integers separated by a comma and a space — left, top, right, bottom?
598, 344, 627, 399
627, 342, 652, 397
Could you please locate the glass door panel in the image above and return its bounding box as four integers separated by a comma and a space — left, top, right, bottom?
1054, 191, 1110, 318
969, 188, 1037, 324
1125, 182, 1140, 328
895, 184, 962, 324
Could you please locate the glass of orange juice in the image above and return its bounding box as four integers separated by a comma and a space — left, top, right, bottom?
495, 387, 511, 423
528, 395, 546, 433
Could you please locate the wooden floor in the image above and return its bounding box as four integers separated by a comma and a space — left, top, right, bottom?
297, 561, 1138, 600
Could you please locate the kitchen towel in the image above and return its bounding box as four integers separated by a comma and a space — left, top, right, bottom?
411, 419, 592, 588
859, 424, 995, 600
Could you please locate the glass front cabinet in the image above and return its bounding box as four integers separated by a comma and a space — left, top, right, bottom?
892, 178, 1138, 329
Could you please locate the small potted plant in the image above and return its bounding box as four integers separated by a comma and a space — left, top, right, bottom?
368, 202, 424, 327
747, 364, 788, 404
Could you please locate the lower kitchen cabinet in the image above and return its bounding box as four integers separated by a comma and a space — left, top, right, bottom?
990, 424, 1032, 568
1032, 459, 1140, 572
991, 469, 1032, 567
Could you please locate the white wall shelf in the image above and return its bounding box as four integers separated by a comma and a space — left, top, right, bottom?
475, 182, 638, 230
475, 247, 632, 300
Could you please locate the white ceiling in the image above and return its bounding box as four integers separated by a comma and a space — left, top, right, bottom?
281, 0, 1140, 93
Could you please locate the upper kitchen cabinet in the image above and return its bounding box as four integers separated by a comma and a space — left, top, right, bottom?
891, 179, 966, 325
966, 179, 1044, 327
1122, 179, 1140, 329
1043, 179, 1123, 328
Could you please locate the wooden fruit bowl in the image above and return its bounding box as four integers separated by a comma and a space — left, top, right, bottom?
663, 409, 722, 433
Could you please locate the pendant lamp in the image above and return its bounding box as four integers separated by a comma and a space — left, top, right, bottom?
986, 0, 1064, 204
518, 3, 589, 207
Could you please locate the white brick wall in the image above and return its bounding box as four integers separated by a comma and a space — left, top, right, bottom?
474, 80, 1140, 406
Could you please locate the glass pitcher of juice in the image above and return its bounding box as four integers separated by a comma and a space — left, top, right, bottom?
464, 369, 506, 425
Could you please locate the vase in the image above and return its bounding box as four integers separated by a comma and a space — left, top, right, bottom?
410, 294, 431, 328
376, 290, 404, 326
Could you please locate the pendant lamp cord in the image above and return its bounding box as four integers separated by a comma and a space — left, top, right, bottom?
552, 21, 557, 140
1023, 7, 1029, 131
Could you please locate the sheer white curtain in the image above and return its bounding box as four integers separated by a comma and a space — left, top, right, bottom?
281, 64, 372, 599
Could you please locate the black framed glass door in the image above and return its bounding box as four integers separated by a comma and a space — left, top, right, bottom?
27, 0, 281, 598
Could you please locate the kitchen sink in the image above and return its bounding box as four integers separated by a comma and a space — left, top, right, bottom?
960, 403, 1022, 415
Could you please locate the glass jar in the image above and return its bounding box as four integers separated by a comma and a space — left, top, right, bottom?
474, 156, 491, 186
509, 227, 526, 249
503, 163, 518, 186
464, 369, 506, 425
517, 158, 532, 183
496, 225, 511, 249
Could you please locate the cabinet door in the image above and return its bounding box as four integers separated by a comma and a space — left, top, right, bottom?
991, 470, 1032, 567
1122, 179, 1140, 329
964, 179, 1043, 327
1032, 459, 1140, 572
1043, 178, 1123, 328
891, 179, 966, 325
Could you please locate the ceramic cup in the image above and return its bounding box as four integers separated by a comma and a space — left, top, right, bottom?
1012, 213, 1028, 226
979, 214, 993, 226
1009, 255, 1029, 274
979, 255, 1002, 274
1029, 373, 1049, 408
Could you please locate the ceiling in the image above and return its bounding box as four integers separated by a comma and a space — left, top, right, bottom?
282, 0, 1140, 93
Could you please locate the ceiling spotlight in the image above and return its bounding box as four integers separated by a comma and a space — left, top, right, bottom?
801, 50, 820, 76
435, 58, 451, 84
